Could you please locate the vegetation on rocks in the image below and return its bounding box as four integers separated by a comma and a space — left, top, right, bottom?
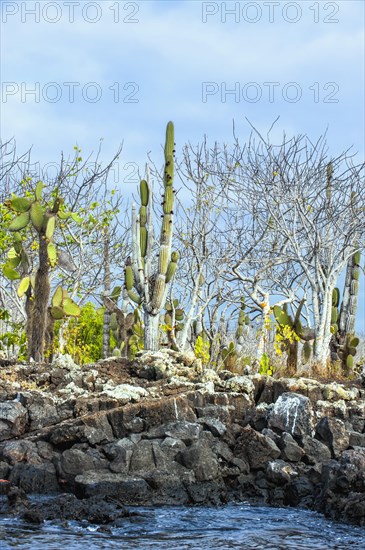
0, 123, 364, 380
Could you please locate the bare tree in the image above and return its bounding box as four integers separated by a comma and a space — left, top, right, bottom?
224, 127, 365, 367
173, 140, 232, 351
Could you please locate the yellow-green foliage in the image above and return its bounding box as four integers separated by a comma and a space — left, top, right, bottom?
194, 334, 210, 366
53, 302, 104, 364
274, 323, 300, 356
259, 352, 274, 376
0, 307, 27, 360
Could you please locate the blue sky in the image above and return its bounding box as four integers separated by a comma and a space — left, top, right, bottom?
1, 0, 364, 328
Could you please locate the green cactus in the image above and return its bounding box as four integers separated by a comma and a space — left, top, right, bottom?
332, 287, 340, 307
221, 341, 238, 371
125, 122, 179, 351
235, 299, 249, 348
162, 298, 185, 350
128, 309, 144, 360
140, 179, 149, 206
104, 288, 139, 359
3, 186, 79, 361
125, 265, 134, 291
302, 341, 312, 364
330, 248, 361, 373
273, 299, 314, 373
165, 251, 178, 283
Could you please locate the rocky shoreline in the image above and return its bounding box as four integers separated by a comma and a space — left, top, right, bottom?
0, 351, 364, 527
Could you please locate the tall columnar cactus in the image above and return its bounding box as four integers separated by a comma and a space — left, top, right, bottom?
2, 182, 79, 361
330, 248, 361, 373
125, 122, 179, 351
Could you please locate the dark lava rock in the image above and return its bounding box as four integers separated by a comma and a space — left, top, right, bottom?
315, 417, 350, 458
284, 476, 316, 508
234, 426, 281, 470
302, 436, 331, 465
266, 459, 298, 485
17, 493, 132, 525
268, 393, 314, 437
9, 462, 59, 493
176, 441, 219, 481
349, 431, 365, 448
279, 432, 305, 462
0, 401, 28, 441
74, 471, 150, 503
319, 447, 365, 526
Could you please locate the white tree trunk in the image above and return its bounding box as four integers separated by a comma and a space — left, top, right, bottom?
256, 300, 271, 361
313, 285, 333, 366
102, 229, 111, 359
144, 310, 160, 351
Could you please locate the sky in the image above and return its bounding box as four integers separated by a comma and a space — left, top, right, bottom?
0, 0, 364, 328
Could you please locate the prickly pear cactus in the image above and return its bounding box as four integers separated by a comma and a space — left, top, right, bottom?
2, 183, 79, 361
104, 286, 136, 358
162, 299, 185, 350
273, 299, 314, 374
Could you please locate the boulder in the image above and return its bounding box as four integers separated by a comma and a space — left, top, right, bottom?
9, 462, 59, 493
17, 392, 59, 431
244, 403, 271, 431
268, 393, 314, 437
0, 460, 9, 479
74, 472, 150, 502
347, 401, 365, 433
302, 436, 331, 465
223, 376, 255, 399
129, 440, 161, 473
145, 421, 202, 444
142, 469, 190, 505
0, 400, 28, 441
320, 448, 365, 525
109, 442, 134, 474
315, 417, 350, 458
102, 383, 148, 402
349, 431, 365, 448
0, 440, 41, 465
279, 432, 305, 462
197, 418, 226, 437
284, 476, 316, 508
60, 448, 103, 476
176, 442, 219, 481
82, 413, 115, 445
234, 426, 281, 469
185, 480, 224, 505
266, 459, 298, 485
160, 437, 186, 461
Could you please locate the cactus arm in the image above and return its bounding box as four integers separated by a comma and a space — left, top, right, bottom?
150, 123, 176, 313
131, 204, 144, 295
124, 122, 177, 350
144, 179, 153, 298
339, 249, 360, 334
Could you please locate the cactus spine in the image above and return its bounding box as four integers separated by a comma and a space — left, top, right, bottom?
125, 122, 178, 351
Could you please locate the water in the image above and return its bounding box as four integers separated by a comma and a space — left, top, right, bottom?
0, 504, 364, 549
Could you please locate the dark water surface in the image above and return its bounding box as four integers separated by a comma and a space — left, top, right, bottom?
1, 503, 364, 549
